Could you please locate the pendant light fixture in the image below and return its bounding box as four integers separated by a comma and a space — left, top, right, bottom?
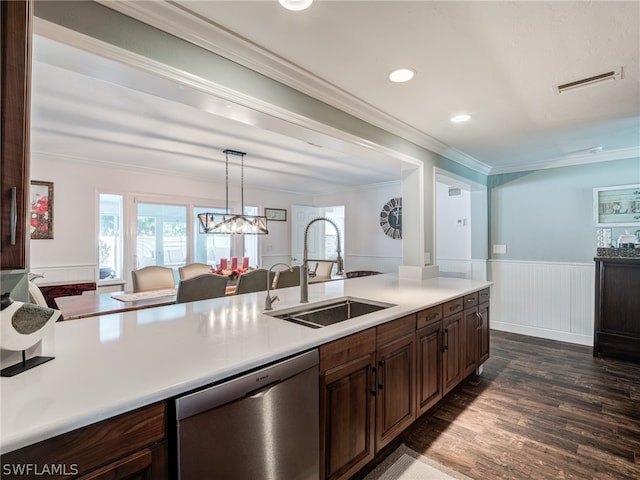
198, 149, 269, 235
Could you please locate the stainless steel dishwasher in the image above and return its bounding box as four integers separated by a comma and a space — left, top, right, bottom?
175, 349, 319, 480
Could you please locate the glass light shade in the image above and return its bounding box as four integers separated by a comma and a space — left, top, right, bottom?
198, 213, 268, 235
278, 0, 313, 11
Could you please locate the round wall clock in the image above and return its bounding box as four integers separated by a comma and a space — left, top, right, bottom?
380, 197, 402, 239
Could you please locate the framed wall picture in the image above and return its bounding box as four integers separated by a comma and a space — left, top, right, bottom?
265, 208, 287, 221
593, 184, 640, 227
30, 181, 54, 239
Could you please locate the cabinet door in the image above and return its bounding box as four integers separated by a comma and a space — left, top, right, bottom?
462, 306, 478, 377
478, 301, 490, 365
417, 322, 442, 415
1, 0, 32, 270
442, 312, 463, 395
320, 353, 376, 480
77, 442, 167, 480
375, 333, 416, 451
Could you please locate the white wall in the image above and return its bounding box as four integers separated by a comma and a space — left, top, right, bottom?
314, 181, 402, 273
435, 181, 471, 277
30, 153, 312, 286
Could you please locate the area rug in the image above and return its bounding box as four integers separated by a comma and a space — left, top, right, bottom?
364, 444, 474, 480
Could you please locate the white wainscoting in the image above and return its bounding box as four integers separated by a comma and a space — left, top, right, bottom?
435, 258, 488, 281
488, 259, 594, 346
29, 264, 96, 285
344, 254, 402, 274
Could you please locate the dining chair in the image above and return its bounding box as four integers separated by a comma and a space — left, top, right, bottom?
28, 281, 49, 307
176, 274, 229, 304
274, 266, 301, 289
131, 266, 175, 292
178, 262, 212, 281
313, 261, 335, 278
234, 269, 275, 295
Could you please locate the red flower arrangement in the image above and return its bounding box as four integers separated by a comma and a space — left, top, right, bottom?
30, 192, 51, 239
213, 267, 249, 281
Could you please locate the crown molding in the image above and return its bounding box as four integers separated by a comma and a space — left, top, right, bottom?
488, 146, 640, 175
95, 1, 491, 175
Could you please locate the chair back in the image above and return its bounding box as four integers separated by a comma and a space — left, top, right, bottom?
314, 261, 335, 277
176, 274, 228, 304
131, 266, 175, 292
274, 266, 301, 289
179, 263, 212, 281
28, 282, 49, 307
234, 269, 275, 295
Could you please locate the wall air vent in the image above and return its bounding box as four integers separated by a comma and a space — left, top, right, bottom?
555, 68, 623, 94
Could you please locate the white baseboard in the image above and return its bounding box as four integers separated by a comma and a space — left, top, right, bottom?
492, 322, 593, 346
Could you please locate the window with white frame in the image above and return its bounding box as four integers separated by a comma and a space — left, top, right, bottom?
99, 194, 262, 285
98, 194, 123, 283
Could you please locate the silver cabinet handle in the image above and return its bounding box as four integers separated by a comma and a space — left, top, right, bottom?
10, 187, 17, 245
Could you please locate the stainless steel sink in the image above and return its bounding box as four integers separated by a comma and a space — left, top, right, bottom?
268, 297, 395, 329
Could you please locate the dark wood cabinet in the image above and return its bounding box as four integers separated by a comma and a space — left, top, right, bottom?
0, 403, 169, 480
417, 319, 442, 415
374, 314, 416, 451
593, 257, 640, 361
478, 295, 490, 365
462, 292, 479, 378
319, 329, 376, 480
442, 296, 464, 395
1, 0, 32, 271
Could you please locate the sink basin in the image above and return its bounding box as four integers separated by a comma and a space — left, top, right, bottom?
268, 297, 395, 329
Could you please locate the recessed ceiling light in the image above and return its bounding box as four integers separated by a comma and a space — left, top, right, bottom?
278, 0, 313, 11
388, 68, 415, 83
450, 114, 471, 123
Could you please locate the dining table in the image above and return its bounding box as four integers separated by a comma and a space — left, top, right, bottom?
54, 273, 344, 321
54, 289, 179, 321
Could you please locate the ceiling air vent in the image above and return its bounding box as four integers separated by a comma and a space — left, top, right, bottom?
555, 68, 623, 94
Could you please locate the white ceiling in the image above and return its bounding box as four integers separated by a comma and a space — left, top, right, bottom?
31, 0, 640, 193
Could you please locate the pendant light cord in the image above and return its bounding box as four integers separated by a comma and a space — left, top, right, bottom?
225, 151, 230, 215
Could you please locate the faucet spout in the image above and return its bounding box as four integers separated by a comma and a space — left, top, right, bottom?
264, 263, 293, 310
300, 217, 344, 303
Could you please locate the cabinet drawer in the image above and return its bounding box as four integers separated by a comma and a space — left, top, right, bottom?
376, 314, 416, 347
320, 327, 376, 372
1, 402, 166, 479
463, 292, 479, 308
479, 288, 490, 304
417, 305, 443, 329
443, 297, 464, 316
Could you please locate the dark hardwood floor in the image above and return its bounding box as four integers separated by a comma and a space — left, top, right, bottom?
404, 330, 640, 480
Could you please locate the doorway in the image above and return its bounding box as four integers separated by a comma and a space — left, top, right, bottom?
291, 205, 345, 272
434, 172, 487, 280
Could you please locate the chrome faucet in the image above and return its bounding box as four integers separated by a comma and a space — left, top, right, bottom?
264, 263, 293, 310
300, 217, 344, 303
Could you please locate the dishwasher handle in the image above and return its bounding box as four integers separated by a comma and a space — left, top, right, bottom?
176, 349, 319, 420
247, 379, 282, 398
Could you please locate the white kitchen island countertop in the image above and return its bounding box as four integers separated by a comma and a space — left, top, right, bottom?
1, 273, 491, 454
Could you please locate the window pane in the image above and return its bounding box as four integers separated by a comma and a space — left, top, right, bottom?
243, 206, 258, 268
99, 194, 123, 281
136, 203, 187, 282
193, 206, 230, 268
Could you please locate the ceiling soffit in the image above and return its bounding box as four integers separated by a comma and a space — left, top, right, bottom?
96, 0, 492, 175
